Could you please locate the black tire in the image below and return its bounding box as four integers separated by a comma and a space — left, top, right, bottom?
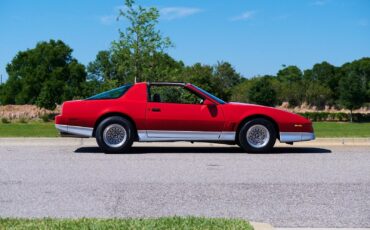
238, 118, 276, 153
96, 116, 135, 153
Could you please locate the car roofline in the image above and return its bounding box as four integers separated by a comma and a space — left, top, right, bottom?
147, 82, 187, 86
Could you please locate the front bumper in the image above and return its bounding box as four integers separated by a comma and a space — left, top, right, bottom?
279, 132, 315, 143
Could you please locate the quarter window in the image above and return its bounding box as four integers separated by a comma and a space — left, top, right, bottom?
87, 84, 132, 100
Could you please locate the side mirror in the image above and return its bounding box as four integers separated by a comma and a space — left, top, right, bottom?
203, 99, 216, 106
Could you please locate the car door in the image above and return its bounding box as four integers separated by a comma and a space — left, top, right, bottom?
145, 84, 225, 140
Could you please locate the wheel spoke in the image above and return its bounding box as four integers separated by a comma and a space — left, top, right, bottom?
103, 124, 127, 148
246, 124, 270, 148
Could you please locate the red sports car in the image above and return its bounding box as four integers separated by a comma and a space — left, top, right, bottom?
55, 82, 314, 153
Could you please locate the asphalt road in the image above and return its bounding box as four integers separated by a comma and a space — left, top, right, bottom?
0, 139, 369, 228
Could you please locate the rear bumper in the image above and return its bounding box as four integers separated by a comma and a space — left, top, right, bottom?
280, 132, 315, 143
55, 124, 93, 137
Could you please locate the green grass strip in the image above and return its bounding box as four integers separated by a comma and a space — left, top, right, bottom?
0, 217, 253, 230
0, 122, 58, 137
313, 122, 370, 137
0, 121, 369, 138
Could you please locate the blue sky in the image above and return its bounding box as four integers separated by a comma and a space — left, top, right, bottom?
0, 0, 369, 82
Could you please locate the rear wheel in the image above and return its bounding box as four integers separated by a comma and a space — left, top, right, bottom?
96, 116, 134, 153
238, 118, 276, 153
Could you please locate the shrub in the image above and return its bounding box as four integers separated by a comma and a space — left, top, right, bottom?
1, 117, 10, 124
19, 117, 28, 123
298, 112, 370, 122
39, 113, 58, 122
40, 114, 50, 122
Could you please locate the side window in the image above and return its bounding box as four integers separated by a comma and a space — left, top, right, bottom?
149, 85, 204, 104
86, 84, 132, 100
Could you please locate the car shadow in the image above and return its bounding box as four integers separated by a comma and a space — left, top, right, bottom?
74, 146, 332, 154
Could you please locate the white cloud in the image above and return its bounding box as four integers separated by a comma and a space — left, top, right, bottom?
100, 15, 116, 25
160, 7, 202, 20
99, 5, 129, 26
100, 6, 201, 25
230, 11, 256, 21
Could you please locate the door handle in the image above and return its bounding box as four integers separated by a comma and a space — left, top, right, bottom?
151, 108, 161, 112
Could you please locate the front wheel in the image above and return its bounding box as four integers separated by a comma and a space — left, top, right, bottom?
96, 116, 134, 153
238, 118, 276, 153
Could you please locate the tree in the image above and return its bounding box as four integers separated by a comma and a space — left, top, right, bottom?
276, 66, 304, 106
213, 61, 243, 101
230, 79, 253, 103
311, 62, 338, 90
112, 0, 172, 82
277, 65, 302, 83
339, 71, 366, 122
305, 62, 338, 105
87, 49, 184, 93
2, 40, 86, 109
87, 50, 115, 82
145, 52, 184, 82
342, 58, 370, 102
85, 50, 120, 96
0, 84, 4, 105
180, 63, 215, 92
248, 76, 277, 106
176, 63, 229, 101
303, 69, 332, 108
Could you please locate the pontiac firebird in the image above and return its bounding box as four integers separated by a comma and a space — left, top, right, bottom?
55, 82, 315, 153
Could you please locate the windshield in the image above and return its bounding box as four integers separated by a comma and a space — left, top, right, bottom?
86, 84, 132, 100
192, 85, 226, 104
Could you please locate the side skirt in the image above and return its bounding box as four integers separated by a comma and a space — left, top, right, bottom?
55, 125, 315, 144
138, 130, 236, 142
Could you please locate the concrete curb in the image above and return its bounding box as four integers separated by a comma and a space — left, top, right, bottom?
250, 221, 274, 230
276, 138, 370, 146
275, 228, 370, 230
0, 137, 369, 146
251, 223, 370, 230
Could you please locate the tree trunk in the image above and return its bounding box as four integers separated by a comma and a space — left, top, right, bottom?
350, 109, 353, 122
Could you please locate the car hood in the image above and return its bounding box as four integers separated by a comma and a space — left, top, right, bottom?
226, 102, 311, 123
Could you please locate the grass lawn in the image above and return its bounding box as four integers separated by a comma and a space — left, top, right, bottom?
0, 122, 58, 137
0, 217, 253, 230
313, 122, 370, 137
0, 121, 369, 138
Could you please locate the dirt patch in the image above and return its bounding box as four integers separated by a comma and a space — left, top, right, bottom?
0, 105, 60, 121
277, 102, 369, 114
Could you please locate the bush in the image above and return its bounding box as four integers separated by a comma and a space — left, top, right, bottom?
19, 117, 28, 123
298, 112, 370, 122
1, 117, 10, 124
39, 113, 58, 122
40, 114, 50, 122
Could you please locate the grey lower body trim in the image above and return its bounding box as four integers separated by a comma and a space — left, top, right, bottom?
219, 132, 236, 141
55, 124, 93, 137
138, 130, 236, 142
280, 132, 315, 142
